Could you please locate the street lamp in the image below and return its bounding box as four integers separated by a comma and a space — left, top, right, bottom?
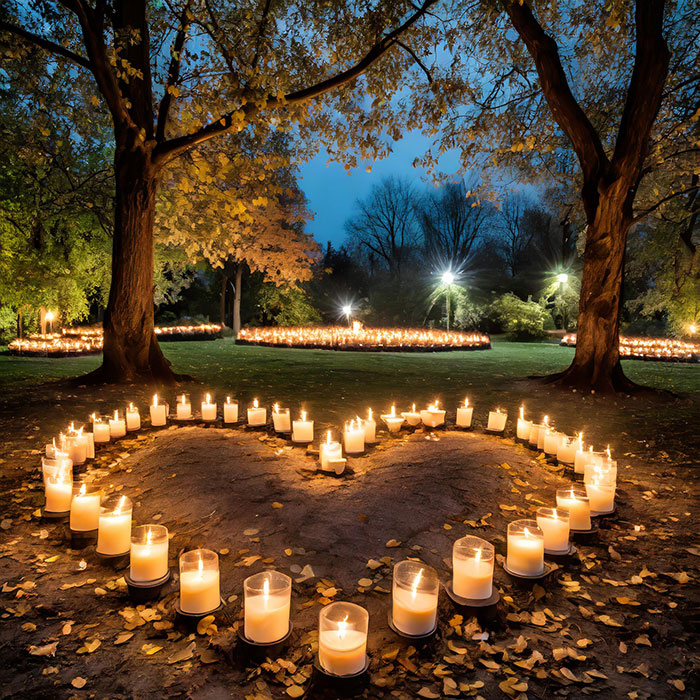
342, 304, 352, 327
440, 271, 455, 331
45, 310, 54, 334
557, 273, 569, 284
441, 271, 455, 286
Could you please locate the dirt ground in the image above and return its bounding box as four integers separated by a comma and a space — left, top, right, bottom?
1, 391, 698, 700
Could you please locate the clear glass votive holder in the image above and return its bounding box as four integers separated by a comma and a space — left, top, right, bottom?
583, 461, 617, 485
44, 468, 73, 513
556, 488, 591, 530
392, 560, 439, 636
536, 507, 570, 553
452, 536, 494, 599
272, 406, 291, 432
130, 524, 169, 582
69, 482, 101, 531
179, 549, 220, 614
223, 397, 239, 423
244, 570, 292, 643
585, 480, 616, 514
176, 393, 192, 420
318, 601, 369, 677
96, 494, 133, 556
109, 409, 127, 438
42, 454, 73, 483
92, 415, 111, 443
507, 519, 544, 576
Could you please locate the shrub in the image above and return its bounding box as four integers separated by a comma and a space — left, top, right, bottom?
490, 293, 550, 341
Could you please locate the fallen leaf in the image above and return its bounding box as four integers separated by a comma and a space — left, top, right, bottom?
29, 642, 58, 657
71, 677, 87, 689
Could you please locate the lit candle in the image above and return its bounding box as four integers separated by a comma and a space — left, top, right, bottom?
130, 524, 169, 582
109, 409, 127, 438
126, 403, 141, 431
150, 394, 168, 427
96, 495, 132, 556
179, 549, 220, 614
364, 408, 377, 443
402, 403, 422, 426
507, 520, 544, 576
556, 488, 591, 530
528, 420, 542, 446
392, 561, 439, 636
456, 398, 473, 428
453, 536, 494, 599
585, 479, 616, 515
42, 454, 72, 484
70, 483, 101, 531
516, 406, 532, 440
320, 431, 344, 471
292, 410, 314, 443
343, 418, 365, 454
45, 437, 59, 459
201, 394, 217, 422
487, 408, 507, 433
318, 602, 368, 677
381, 405, 404, 433
176, 394, 192, 420
584, 461, 617, 486
557, 434, 578, 464
420, 400, 445, 428
44, 466, 73, 513
91, 414, 110, 443
272, 404, 291, 433
536, 507, 570, 553
65, 427, 88, 465
543, 428, 562, 456
247, 399, 267, 426
573, 435, 591, 474
244, 571, 292, 644
223, 396, 239, 424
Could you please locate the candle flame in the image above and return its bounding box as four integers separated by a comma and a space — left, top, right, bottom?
114, 410, 118, 421
543, 415, 549, 425
523, 527, 532, 538
226, 395, 231, 404
114, 495, 127, 515
273, 403, 279, 413
390, 404, 395, 417
197, 554, 203, 577
519, 406, 524, 420
263, 578, 269, 598
367, 407, 372, 420
180, 394, 186, 405
205, 393, 211, 404
153, 394, 158, 407
412, 568, 424, 598
129, 402, 134, 411
301, 410, 306, 421
253, 398, 259, 409
79, 483, 86, 497
338, 615, 349, 639
326, 430, 332, 445
146, 528, 152, 545
475, 548, 481, 563
464, 397, 469, 408
606, 445, 611, 459
412, 403, 416, 413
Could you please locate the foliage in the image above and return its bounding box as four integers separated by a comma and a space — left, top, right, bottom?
490, 293, 550, 341
253, 283, 322, 327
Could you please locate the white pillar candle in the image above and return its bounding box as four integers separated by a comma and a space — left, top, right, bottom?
343, 418, 365, 454
584, 461, 617, 486
557, 435, 578, 464
574, 440, 594, 474
126, 403, 141, 431
487, 409, 507, 432
586, 480, 616, 514
420, 401, 445, 428
96, 495, 132, 556
402, 403, 422, 426
176, 394, 192, 420
381, 405, 404, 433
45, 439, 58, 458
179, 549, 220, 614
130, 525, 169, 582
364, 409, 377, 443
91, 415, 110, 443
201, 394, 217, 421
42, 454, 72, 484
456, 398, 473, 428
507, 520, 544, 576
516, 407, 531, 440
70, 483, 101, 531
247, 399, 267, 426
45, 469, 73, 513
109, 410, 127, 438
65, 433, 87, 466
223, 397, 239, 424
536, 507, 570, 553
150, 394, 168, 427
318, 602, 368, 677
452, 536, 494, 600
543, 429, 562, 455
320, 431, 343, 470
272, 404, 291, 432
328, 457, 347, 475
85, 432, 95, 459
392, 561, 439, 636
244, 571, 292, 644
528, 422, 542, 446
556, 488, 591, 530
292, 411, 314, 442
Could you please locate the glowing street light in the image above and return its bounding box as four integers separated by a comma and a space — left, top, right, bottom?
342, 304, 352, 327
441, 271, 455, 286
557, 273, 569, 284
45, 310, 55, 334
690, 324, 697, 335
439, 271, 456, 331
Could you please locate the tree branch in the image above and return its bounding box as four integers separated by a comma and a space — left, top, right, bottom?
632, 184, 699, 223
396, 40, 432, 83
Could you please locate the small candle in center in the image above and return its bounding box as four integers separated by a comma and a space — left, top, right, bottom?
292, 410, 314, 443
392, 561, 439, 636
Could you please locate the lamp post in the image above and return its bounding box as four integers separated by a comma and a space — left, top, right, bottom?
556, 273, 568, 330
342, 304, 352, 328
441, 271, 455, 331
45, 310, 55, 334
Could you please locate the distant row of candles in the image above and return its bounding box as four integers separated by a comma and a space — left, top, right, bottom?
39, 395, 617, 676
561, 333, 699, 362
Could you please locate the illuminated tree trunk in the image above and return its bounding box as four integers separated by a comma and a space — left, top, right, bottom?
219, 273, 229, 327
233, 263, 243, 338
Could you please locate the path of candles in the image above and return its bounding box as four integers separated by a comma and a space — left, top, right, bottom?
1, 414, 697, 698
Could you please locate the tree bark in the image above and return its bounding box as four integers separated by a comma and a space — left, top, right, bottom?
233, 263, 243, 338
219, 273, 229, 327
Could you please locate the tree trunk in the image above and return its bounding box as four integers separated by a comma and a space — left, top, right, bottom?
219, 273, 229, 327
97, 135, 176, 383
233, 263, 243, 338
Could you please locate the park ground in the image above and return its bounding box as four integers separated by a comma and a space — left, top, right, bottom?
0, 338, 698, 699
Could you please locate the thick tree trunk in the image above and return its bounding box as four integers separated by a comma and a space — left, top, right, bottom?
219, 273, 229, 327
233, 264, 243, 339
96, 136, 176, 383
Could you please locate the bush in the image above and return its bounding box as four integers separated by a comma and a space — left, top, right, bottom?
0, 306, 17, 345
490, 293, 550, 341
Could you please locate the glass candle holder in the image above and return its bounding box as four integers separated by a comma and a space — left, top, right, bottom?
381, 406, 404, 433
91, 415, 111, 443
516, 408, 531, 440
247, 399, 266, 426
584, 461, 617, 485
320, 431, 343, 471
292, 411, 314, 442
318, 601, 369, 677
42, 454, 73, 484
536, 507, 570, 553
364, 409, 377, 443
392, 561, 439, 636
402, 404, 422, 426
537, 425, 552, 450
223, 396, 239, 423
64, 429, 88, 465
109, 409, 127, 438
557, 435, 578, 464
176, 393, 192, 420
585, 480, 616, 514
543, 429, 562, 455
528, 421, 543, 445
456, 399, 473, 428
420, 403, 445, 428
130, 524, 169, 582
244, 570, 292, 643
487, 409, 507, 432
343, 419, 365, 454
452, 536, 494, 599
179, 549, 220, 614
201, 394, 217, 421
556, 488, 591, 530
507, 520, 544, 576
44, 467, 73, 513
575, 448, 604, 475
70, 482, 101, 531
126, 403, 141, 431
150, 394, 168, 426
272, 405, 291, 432
96, 494, 133, 556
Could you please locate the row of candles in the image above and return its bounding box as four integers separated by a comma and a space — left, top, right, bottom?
561, 333, 700, 362
39, 395, 617, 677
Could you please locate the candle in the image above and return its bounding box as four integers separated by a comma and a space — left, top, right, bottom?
70, 483, 101, 531
176, 394, 192, 420
223, 396, 239, 424
42, 454, 72, 484
45, 438, 58, 458
247, 399, 267, 426
65, 428, 88, 465
292, 410, 314, 443
91, 414, 110, 443
179, 549, 220, 614
456, 398, 473, 428
318, 602, 368, 677
364, 408, 377, 443
320, 431, 343, 471
584, 461, 617, 486
126, 403, 141, 431
130, 524, 169, 582
556, 488, 591, 530
420, 400, 445, 428
557, 434, 578, 464
343, 418, 365, 454
272, 404, 291, 433
328, 457, 347, 475
109, 409, 127, 438
586, 479, 616, 514
516, 406, 531, 440
44, 467, 73, 513
85, 431, 95, 459
392, 561, 439, 636
528, 421, 542, 446
543, 429, 562, 456
96, 495, 132, 556
507, 520, 544, 576
201, 394, 217, 421
402, 403, 422, 426
487, 409, 507, 433
453, 536, 494, 599
536, 507, 570, 553
150, 394, 168, 427
244, 571, 292, 643
381, 405, 404, 433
